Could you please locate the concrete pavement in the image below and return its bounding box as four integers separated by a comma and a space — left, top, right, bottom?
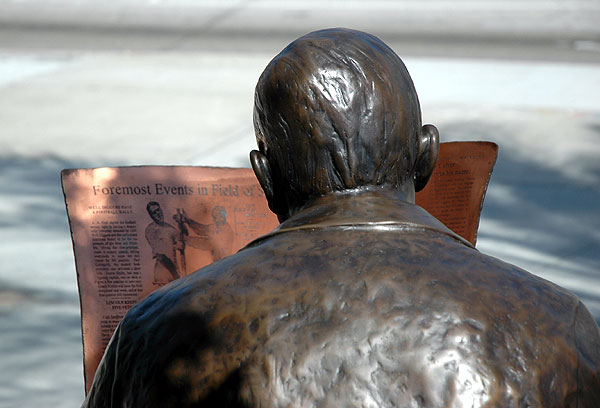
1, 0, 600, 61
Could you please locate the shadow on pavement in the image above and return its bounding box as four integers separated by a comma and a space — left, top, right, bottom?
0, 153, 91, 231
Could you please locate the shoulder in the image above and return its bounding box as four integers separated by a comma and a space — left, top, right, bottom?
86, 250, 268, 406
84, 274, 221, 406
440, 245, 586, 331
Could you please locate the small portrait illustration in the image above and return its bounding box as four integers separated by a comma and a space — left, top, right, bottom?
144, 201, 184, 285
174, 205, 233, 262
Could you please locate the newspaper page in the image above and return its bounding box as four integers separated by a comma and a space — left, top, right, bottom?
416, 141, 498, 245
61, 166, 279, 392
63, 141, 497, 392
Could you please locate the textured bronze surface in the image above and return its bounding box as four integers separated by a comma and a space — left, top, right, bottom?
84, 28, 600, 407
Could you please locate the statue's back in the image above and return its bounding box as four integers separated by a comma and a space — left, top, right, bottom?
85, 196, 600, 407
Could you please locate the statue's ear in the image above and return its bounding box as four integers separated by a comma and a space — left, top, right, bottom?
250, 150, 283, 216
413, 124, 440, 192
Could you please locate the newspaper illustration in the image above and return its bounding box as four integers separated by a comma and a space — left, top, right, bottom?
62, 141, 497, 392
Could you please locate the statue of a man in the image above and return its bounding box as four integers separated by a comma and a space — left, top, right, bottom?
84, 28, 600, 407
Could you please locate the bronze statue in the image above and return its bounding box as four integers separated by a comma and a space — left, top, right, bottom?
83, 28, 600, 407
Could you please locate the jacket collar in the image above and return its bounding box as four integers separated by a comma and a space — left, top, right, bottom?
247, 190, 474, 249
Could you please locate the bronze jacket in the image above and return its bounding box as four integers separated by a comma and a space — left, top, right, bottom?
84, 193, 600, 407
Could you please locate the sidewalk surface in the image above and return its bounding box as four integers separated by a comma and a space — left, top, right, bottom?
1, 1, 599, 406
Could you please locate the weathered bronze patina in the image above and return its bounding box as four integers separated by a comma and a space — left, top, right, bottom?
84, 28, 600, 407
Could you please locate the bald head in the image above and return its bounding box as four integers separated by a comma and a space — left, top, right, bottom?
252, 28, 438, 219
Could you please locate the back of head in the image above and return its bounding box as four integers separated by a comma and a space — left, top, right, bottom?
253, 28, 423, 212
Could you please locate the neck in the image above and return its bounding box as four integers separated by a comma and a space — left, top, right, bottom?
287, 185, 415, 221
249, 185, 474, 250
